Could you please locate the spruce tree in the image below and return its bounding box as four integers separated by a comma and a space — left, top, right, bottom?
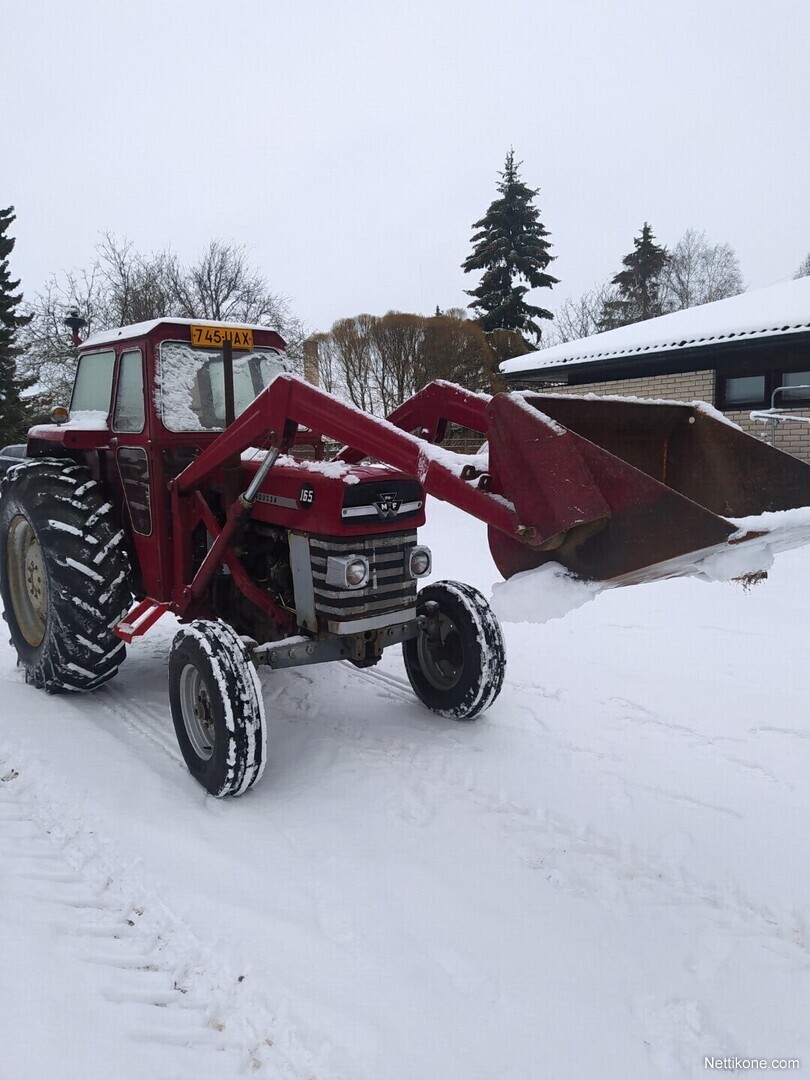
462, 150, 558, 345
600, 222, 669, 329
0, 207, 34, 446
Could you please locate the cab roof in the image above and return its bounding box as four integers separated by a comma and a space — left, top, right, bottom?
81, 317, 282, 350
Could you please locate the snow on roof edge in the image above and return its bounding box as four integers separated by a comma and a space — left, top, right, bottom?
81, 317, 282, 349
501, 277, 810, 377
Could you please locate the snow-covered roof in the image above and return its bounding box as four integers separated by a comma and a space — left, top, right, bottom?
81, 317, 281, 349
501, 276, 810, 378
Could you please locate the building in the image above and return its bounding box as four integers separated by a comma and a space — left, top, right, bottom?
500, 277, 810, 460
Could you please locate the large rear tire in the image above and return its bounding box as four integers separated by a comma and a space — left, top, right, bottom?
168, 620, 267, 797
0, 459, 131, 692
403, 580, 506, 719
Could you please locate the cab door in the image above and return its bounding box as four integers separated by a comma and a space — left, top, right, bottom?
110, 347, 167, 599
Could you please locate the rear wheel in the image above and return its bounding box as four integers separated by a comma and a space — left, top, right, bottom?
403, 580, 506, 719
0, 459, 131, 692
168, 620, 267, 797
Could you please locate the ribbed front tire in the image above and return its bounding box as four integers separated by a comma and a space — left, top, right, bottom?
403, 580, 506, 719
169, 621, 267, 797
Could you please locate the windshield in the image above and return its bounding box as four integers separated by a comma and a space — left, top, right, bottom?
157, 340, 286, 431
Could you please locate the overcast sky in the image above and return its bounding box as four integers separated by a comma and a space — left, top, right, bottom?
4, 0, 809, 338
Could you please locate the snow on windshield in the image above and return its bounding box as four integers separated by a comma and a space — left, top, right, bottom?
156, 341, 285, 432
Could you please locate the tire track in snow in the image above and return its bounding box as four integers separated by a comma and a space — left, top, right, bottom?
100, 681, 184, 766
284, 663, 810, 961
274, 659, 810, 1068
608, 697, 784, 785
0, 752, 335, 1079
76, 648, 810, 969
341, 661, 413, 698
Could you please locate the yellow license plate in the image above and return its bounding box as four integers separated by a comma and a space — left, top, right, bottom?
190, 325, 254, 350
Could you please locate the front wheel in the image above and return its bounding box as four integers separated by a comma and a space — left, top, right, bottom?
403, 580, 506, 720
168, 621, 267, 797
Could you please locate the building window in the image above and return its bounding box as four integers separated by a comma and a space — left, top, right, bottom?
778, 370, 810, 404
720, 369, 810, 410
722, 375, 766, 407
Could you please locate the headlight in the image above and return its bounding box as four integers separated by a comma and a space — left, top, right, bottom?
325, 554, 370, 589
346, 557, 369, 587
408, 546, 432, 578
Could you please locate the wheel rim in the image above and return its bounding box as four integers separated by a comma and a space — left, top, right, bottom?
416, 610, 464, 691
178, 664, 215, 760
6, 514, 48, 647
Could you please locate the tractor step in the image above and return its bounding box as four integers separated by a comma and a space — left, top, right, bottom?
115, 599, 169, 643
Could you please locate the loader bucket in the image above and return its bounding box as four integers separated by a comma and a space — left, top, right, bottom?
485, 393, 810, 583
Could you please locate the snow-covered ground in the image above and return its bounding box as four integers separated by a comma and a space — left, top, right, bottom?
1, 497, 808, 1079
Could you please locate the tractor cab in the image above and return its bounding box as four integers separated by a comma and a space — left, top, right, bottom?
27, 320, 291, 601
36, 318, 288, 440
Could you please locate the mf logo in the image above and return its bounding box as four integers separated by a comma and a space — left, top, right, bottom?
374, 492, 401, 520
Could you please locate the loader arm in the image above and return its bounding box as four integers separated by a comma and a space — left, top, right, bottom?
175, 374, 540, 545
337, 379, 491, 458
174, 375, 810, 586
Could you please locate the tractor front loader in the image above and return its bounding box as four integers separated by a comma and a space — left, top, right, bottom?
2, 318, 809, 797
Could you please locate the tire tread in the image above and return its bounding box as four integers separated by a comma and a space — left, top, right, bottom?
168, 620, 267, 797
403, 579, 506, 720
0, 458, 131, 693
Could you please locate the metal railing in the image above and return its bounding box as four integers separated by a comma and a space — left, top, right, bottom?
750, 384, 810, 447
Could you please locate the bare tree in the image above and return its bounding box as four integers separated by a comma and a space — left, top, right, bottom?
305, 332, 338, 397
96, 233, 176, 326
323, 315, 379, 413
546, 231, 743, 348
309, 310, 494, 415
17, 235, 304, 404
415, 312, 491, 395
370, 312, 425, 414
661, 229, 743, 311
170, 240, 282, 322
19, 267, 109, 405
795, 252, 810, 279
171, 240, 304, 371
548, 281, 619, 345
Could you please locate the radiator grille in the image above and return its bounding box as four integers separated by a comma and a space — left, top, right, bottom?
310, 531, 418, 627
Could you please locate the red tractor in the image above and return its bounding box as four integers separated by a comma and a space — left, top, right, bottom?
3, 317, 810, 796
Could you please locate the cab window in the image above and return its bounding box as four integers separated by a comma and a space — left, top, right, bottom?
71, 350, 116, 414
113, 350, 145, 433
157, 341, 285, 431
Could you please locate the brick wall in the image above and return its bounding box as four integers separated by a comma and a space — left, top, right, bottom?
544, 368, 716, 404
727, 409, 810, 460
541, 369, 810, 462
